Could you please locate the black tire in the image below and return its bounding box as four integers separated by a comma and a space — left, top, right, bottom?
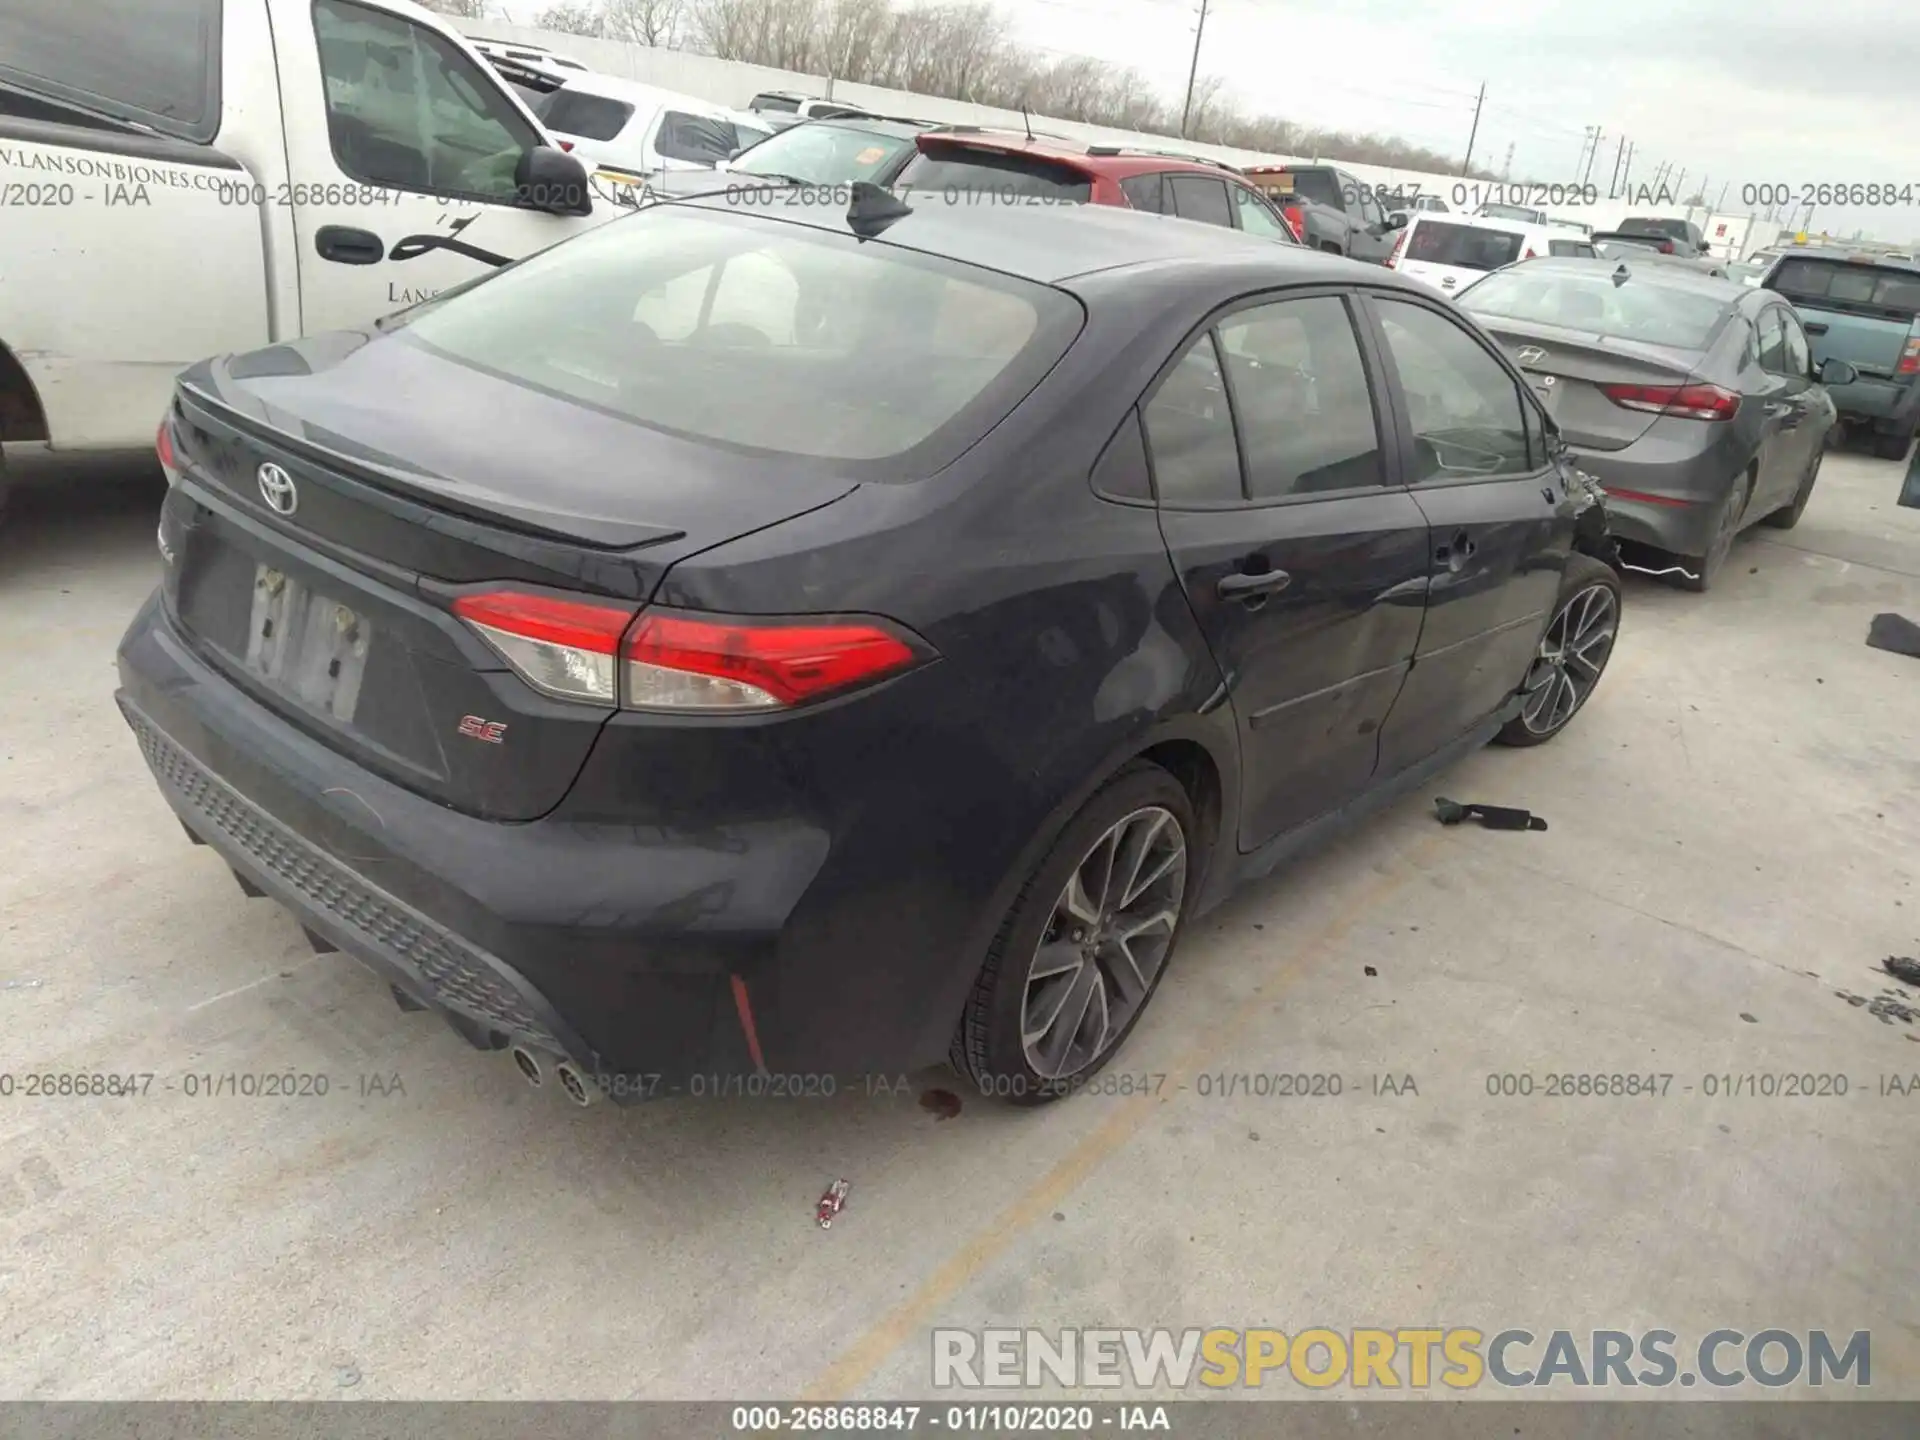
1495, 553, 1621, 748
1678, 469, 1753, 593
1873, 429, 1914, 462
1762, 447, 1822, 529
951, 762, 1199, 1107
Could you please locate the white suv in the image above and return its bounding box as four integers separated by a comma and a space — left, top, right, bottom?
1388, 214, 1598, 297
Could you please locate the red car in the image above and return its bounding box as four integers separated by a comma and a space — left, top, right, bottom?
892, 129, 1304, 245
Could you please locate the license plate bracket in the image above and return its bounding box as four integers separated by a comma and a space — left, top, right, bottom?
245, 565, 371, 722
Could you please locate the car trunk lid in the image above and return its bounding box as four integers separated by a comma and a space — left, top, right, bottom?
161, 332, 857, 821
1469, 318, 1708, 450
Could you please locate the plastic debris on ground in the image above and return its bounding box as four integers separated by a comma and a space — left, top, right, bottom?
1434, 797, 1548, 832
816, 1179, 850, 1229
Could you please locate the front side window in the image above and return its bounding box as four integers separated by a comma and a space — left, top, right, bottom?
1231, 184, 1293, 241
399, 206, 1079, 472
314, 0, 539, 202
1142, 336, 1241, 505
1374, 298, 1532, 483
1217, 296, 1384, 498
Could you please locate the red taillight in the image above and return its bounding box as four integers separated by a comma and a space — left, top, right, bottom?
452, 590, 635, 704
1522, 246, 1538, 260
451, 590, 927, 711
156, 417, 179, 482
557, 139, 574, 152
1898, 336, 1920, 375
1600, 381, 1741, 422
623, 613, 920, 711
1388, 227, 1408, 266
1657, 239, 1675, 254
1283, 205, 1304, 236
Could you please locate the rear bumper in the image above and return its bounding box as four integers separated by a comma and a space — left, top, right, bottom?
116, 590, 814, 1092
1566, 419, 1745, 557
1828, 376, 1920, 430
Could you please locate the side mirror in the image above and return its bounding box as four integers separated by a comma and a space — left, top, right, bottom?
1387, 211, 1408, 230
1820, 357, 1860, 387
516, 145, 593, 217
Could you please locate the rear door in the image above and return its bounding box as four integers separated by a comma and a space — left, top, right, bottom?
270, 0, 610, 334
1347, 177, 1395, 263
1148, 290, 1432, 850
1751, 304, 1820, 511
1360, 290, 1573, 771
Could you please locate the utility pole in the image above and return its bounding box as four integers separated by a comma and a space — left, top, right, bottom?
1673, 167, 1686, 201
1576, 126, 1594, 180
1460, 82, 1486, 177
1617, 141, 1634, 198
1581, 128, 1603, 188
1502, 142, 1514, 180
1607, 135, 1625, 198
1179, 0, 1210, 139
1715, 180, 1729, 211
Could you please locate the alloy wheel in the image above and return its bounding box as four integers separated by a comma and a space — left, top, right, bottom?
1518, 583, 1618, 737
1021, 806, 1188, 1080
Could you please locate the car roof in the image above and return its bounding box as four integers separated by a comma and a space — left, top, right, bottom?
908, 130, 1242, 179
672, 187, 1413, 286
556, 73, 730, 115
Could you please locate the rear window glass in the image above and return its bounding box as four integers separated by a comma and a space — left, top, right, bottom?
1406, 221, 1524, 271
896, 146, 1092, 202
657, 111, 738, 165
543, 91, 636, 142
0, 0, 221, 141
1478, 204, 1539, 221
1457, 269, 1730, 348
1619, 217, 1685, 239
750, 93, 801, 113
1770, 260, 1920, 316
1547, 239, 1595, 258
400, 206, 1082, 473
1279, 170, 1339, 207
733, 124, 914, 184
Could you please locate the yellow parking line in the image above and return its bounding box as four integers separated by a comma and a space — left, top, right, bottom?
800, 831, 1444, 1401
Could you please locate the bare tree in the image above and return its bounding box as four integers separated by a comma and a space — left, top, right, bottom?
603, 0, 685, 46
536, 3, 606, 34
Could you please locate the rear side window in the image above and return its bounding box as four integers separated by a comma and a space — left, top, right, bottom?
1168, 175, 1233, 229
1373, 298, 1532, 483
1232, 185, 1294, 242
0, 0, 222, 141
896, 146, 1093, 202
543, 91, 637, 142
1143, 337, 1241, 505
657, 111, 737, 165
1756, 308, 1790, 374
401, 206, 1081, 474
1405, 221, 1524, 271
1121, 173, 1169, 213
1217, 296, 1384, 498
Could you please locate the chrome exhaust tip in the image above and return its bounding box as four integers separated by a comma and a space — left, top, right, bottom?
553, 1061, 598, 1107
510, 1046, 543, 1087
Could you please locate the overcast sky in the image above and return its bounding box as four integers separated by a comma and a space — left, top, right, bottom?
1004, 0, 1920, 242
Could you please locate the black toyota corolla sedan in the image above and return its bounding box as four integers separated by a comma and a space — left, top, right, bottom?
120, 191, 1619, 1107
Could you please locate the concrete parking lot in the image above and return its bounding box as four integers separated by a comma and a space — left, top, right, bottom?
0, 449, 1916, 1400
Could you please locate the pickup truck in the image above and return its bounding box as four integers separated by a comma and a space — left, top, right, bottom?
1762, 249, 1920, 459
1240, 164, 1398, 262
0, 0, 621, 503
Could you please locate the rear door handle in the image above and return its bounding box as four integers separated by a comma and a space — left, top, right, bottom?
1803, 321, 1830, 336
315, 225, 386, 266
1217, 567, 1292, 601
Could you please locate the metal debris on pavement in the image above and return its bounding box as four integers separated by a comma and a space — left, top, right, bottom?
1866, 614, 1920, 660
1434, 797, 1548, 832
1834, 990, 1919, 1025
816, 1179, 850, 1229
1881, 956, 1920, 988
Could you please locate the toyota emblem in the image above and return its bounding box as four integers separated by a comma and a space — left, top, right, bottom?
1516, 346, 1547, 365
257, 463, 298, 515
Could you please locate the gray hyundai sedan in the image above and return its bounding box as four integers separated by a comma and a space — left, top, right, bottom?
1456, 256, 1856, 590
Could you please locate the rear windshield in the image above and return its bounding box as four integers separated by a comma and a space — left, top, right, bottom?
1457, 269, 1730, 348
399, 206, 1082, 472
656, 111, 739, 165
1478, 204, 1539, 221
1406, 220, 1524, 271
733, 123, 916, 184
543, 91, 636, 142
1769, 259, 1920, 318
1547, 239, 1596, 258
750, 93, 801, 113
0, 0, 221, 141
895, 146, 1093, 202
1619, 217, 1686, 239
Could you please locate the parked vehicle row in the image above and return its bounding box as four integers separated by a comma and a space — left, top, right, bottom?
122, 193, 1620, 1107
1241, 164, 1399, 262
